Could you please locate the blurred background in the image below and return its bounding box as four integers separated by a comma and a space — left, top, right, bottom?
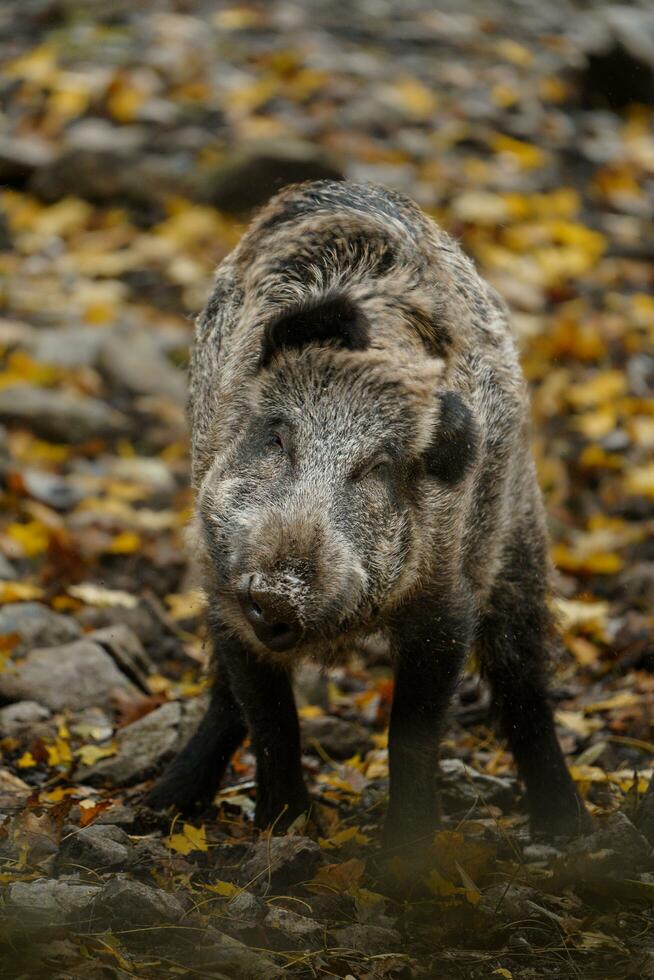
0, 2, 653, 978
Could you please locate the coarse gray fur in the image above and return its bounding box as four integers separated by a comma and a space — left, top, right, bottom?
190, 180, 534, 664
149, 180, 588, 846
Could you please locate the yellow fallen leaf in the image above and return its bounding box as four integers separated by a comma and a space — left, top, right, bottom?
213, 8, 262, 30
319, 826, 370, 849
165, 822, 208, 855
567, 370, 626, 409
203, 880, 240, 898
574, 407, 617, 439
553, 544, 623, 575
17, 752, 36, 769
298, 705, 324, 719
40, 787, 76, 803
552, 598, 609, 632
107, 85, 147, 124
431, 831, 495, 883
48, 83, 90, 123
76, 743, 117, 766
565, 635, 601, 667
105, 531, 142, 554
389, 77, 438, 120
0, 582, 45, 604
426, 867, 480, 906
556, 710, 603, 738
68, 583, 138, 608
625, 463, 654, 500
310, 858, 366, 894
6, 521, 50, 557
491, 133, 546, 169
495, 38, 532, 66
5, 44, 58, 84
584, 692, 641, 713
0, 351, 59, 390
45, 738, 72, 766
165, 589, 207, 621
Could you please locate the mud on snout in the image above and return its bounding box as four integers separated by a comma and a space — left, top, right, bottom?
202, 493, 370, 655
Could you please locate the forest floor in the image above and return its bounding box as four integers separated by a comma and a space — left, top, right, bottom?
0, 1, 653, 978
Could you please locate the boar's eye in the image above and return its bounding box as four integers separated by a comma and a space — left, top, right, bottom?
353, 456, 392, 482
267, 430, 286, 453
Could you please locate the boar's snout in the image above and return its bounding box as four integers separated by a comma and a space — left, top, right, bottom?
237, 573, 303, 652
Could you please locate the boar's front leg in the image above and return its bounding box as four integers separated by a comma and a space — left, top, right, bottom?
383, 599, 472, 854
145, 651, 247, 814
223, 643, 311, 831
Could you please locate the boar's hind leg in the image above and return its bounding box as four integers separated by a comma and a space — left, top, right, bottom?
479, 532, 591, 839
223, 645, 311, 831
383, 602, 472, 854
145, 664, 247, 814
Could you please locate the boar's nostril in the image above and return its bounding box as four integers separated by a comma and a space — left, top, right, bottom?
237, 576, 302, 652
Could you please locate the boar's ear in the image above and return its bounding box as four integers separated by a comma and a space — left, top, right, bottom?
259, 292, 369, 368
423, 391, 479, 484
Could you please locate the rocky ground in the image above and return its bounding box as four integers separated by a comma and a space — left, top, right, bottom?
0, 1, 653, 977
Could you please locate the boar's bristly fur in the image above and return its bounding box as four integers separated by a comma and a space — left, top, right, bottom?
146, 180, 591, 849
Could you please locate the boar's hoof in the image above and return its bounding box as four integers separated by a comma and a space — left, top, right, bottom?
144, 775, 211, 816
530, 803, 594, 841
255, 791, 313, 833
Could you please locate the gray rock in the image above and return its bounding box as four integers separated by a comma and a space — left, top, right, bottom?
76, 600, 165, 654
56, 824, 135, 874
566, 811, 653, 870
616, 562, 654, 610
0, 767, 31, 809
0, 700, 51, 736
0, 317, 35, 349
0, 134, 56, 184
636, 776, 654, 846
133, 835, 172, 867
0, 553, 17, 579
293, 662, 329, 709
89, 623, 153, 692
20, 468, 85, 510
94, 876, 184, 927
332, 924, 401, 955
197, 927, 282, 979
78, 701, 182, 786
99, 328, 186, 405
480, 882, 542, 919
522, 842, 563, 864
301, 715, 373, 761
29, 326, 107, 368
0, 639, 139, 711
7, 877, 101, 928
177, 693, 210, 746
240, 836, 323, 893
440, 758, 515, 811
0, 385, 127, 442
0, 602, 80, 655
263, 906, 323, 950
109, 455, 177, 494
70, 705, 113, 742
94, 803, 137, 830
227, 889, 265, 923
203, 140, 343, 214
29, 120, 163, 206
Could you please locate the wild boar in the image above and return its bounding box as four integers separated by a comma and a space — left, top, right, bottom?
146, 180, 590, 849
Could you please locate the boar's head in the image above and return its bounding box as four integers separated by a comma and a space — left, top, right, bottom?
197, 292, 478, 660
